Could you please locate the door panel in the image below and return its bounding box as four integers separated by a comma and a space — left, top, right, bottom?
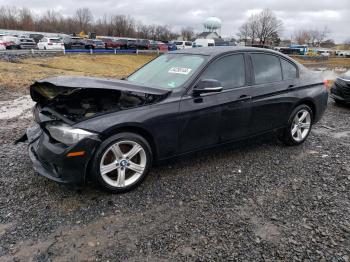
217, 87, 252, 141
248, 81, 295, 134
248, 53, 298, 135
178, 94, 221, 153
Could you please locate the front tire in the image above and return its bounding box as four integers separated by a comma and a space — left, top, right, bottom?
91, 132, 152, 193
280, 105, 313, 146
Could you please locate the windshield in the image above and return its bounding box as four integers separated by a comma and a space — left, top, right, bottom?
127, 54, 206, 89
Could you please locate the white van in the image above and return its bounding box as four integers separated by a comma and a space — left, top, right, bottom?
193, 39, 215, 48
174, 41, 192, 49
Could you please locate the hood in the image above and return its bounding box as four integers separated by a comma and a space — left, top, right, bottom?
32, 76, 170, 98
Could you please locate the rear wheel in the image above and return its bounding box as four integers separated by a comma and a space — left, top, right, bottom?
334, 98, 346, 106
280, 105, 313, 146
91, 132, 152, 193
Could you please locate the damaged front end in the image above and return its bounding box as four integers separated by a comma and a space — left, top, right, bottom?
31, 76, 170, 123
23, 76, 170, 184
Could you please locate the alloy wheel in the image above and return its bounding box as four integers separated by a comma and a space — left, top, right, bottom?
99, 140, 147, 188
291, 109, 311, 142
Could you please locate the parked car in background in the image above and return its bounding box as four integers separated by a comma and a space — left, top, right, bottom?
101, 38, 127, 49
0, 35, 20, 49
336, 50, 350, 57
164, 41, 177, 51
63, 36, 85, 49
127, 39, 138, 49
174, 41, 192, 49
23, 47, 328, 193
150, 41, 168, 52
136, 39, 151, 50
330, 71, 350, 104
37, 38, 65, 50
156, 42, 168, 52
84, 39, 105, 49
193, 39, 215, 47
29, 33, 44, 43
18, 38, 37, 49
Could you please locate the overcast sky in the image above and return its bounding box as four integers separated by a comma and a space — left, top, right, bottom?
1, 0, 350, 43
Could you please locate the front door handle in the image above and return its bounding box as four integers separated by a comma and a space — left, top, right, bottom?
237, 95, 252, 102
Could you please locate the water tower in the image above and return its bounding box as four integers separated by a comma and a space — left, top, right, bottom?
203, 17, 222, 34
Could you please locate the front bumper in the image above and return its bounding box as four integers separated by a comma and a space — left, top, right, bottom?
27, 123, 101, 184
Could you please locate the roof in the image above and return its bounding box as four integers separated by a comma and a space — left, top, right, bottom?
197, 32, 219, 38
171, 46, 282, 56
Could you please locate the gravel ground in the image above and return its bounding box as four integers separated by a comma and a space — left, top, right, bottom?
0, 89, 349, 261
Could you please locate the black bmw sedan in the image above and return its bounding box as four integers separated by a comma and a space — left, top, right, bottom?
330, 70, 350, 104
23, 47, 328, 192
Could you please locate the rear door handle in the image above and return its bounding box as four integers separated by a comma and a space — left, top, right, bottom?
237, 95, 252, 102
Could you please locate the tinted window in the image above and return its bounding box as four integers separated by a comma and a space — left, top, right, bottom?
251, 53, 282, 84
281, 59, 297, 80
200, 54, 245, 89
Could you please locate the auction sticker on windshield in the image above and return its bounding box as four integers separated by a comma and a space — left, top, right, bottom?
168, 67, 192, 75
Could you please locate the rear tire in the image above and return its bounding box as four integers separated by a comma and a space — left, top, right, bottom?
334, 98, 346, 106
91, 132, 153, 193
280, 105, 313, 146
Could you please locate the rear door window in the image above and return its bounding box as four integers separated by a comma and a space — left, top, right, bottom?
200, 54, 245, 89
281, 59, 297, 80
251, 53, 282, 84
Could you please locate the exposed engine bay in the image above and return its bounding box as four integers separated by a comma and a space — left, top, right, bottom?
30, 76, 170, 122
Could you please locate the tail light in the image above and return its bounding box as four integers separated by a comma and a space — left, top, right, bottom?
323, 79, 330, 89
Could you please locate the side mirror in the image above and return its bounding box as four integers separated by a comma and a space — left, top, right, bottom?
193, 79, 223, 96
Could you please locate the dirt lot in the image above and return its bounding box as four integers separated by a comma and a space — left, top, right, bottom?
0, 55, 349, 261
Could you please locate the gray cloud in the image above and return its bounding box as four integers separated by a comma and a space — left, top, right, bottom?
1, 0, 349, 42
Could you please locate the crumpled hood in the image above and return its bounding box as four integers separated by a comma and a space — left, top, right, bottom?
32, 76, 171, 98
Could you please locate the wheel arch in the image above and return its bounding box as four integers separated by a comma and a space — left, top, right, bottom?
101, 125, 158, 161
294, 99, 317, 123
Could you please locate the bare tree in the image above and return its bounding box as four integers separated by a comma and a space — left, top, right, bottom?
293, 29, 311, 45
237, 9, 282, 46
18, 7, 35, 31
0, 5, 180, 40
237, 22, 249, 45
256, 9, 283, 45
248, 14, 259, 44
293, 26, 331, 46
181, 27, 194, 41
75, 7, 93, 33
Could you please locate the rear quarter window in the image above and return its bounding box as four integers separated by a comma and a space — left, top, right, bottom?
281, 58, 297, 80
251, 53, 282, 84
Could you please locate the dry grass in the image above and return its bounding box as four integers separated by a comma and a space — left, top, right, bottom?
293, 57, 350, 68
0, 54, 155, 92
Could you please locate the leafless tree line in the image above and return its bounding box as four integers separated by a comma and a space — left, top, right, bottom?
0, 6, 182, 40
237, 9, 283, 46
292, 27, 333, 47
